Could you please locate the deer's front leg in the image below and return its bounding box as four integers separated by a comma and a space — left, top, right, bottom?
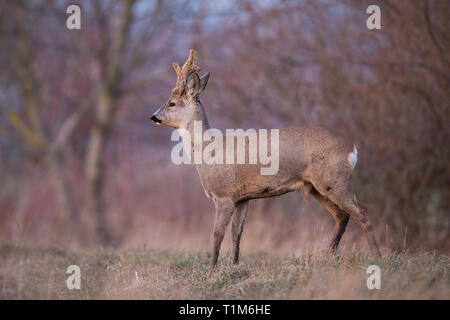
231, 200, 249, 264
211, 198, 234, 269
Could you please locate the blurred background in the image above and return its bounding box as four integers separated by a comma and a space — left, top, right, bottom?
0, 0, 448, 254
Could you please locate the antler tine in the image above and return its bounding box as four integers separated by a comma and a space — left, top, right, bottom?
182, 49, 200, 73
173, 62, 181, 76
173, 49, 200, 91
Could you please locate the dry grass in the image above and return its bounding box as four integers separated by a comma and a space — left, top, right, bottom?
0, 241, 448, 300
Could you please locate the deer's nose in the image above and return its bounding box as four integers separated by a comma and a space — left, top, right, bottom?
150, 115, 161, 124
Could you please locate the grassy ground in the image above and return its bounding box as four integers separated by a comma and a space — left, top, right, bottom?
0, 242, 448, 299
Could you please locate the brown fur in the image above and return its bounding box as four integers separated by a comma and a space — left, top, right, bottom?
151, 50, 381, 269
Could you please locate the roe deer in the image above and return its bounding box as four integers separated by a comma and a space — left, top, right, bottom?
151, 50, 381, 268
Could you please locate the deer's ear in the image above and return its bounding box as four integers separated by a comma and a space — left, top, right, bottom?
199, 72, 210, 93
185, 71, 201, 97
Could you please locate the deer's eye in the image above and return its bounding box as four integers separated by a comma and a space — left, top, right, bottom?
169, 102, 176, 107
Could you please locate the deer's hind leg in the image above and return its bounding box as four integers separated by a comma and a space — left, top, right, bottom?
318, 184, 381, 258
231, 200, 249, 265
310, 187, 349, 253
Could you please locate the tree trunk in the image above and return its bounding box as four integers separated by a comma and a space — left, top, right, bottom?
84, 0, 134, 247
50, 151, 83, 245
85, 93, 114, 246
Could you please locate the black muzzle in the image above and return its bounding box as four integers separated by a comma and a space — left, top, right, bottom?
150, 115, 161, 124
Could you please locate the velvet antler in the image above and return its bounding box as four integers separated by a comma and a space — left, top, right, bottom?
173, 49, 200, 92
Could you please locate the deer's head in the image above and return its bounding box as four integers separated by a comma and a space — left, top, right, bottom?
151, 49, 209, 129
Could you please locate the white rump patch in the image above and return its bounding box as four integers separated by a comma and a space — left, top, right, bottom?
348, 145, 358, 170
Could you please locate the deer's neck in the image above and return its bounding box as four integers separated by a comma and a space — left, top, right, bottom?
179, 102, 211, 166
183, 102, 210, 131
